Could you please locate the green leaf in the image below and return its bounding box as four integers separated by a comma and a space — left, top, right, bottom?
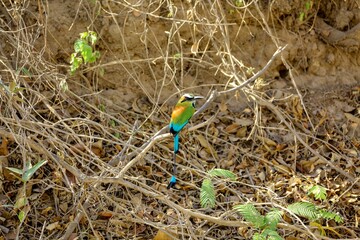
88, 31, 98, 45
18, 210, 26, 222
14, 197, 28, 209
234, 0, 244, 7
200, 178, 216, 208
110, 120, 116, 127
98, 104, 106, 112
333, 214, 343, 223
88, 55, 96, 63
22, 160, 47, 182
173, 53, 181, 60
74, 39, 86, 53
22, 68, 31, 76
265, 209, 283, 230
13, 87, 25, 94
208, 168, 236, 180
262, 229, 283, 240
94, 50, 100, 59
234, 204, 266, 229
299, 12, 305, 22
79, 31, 88, 40
318, 209, 343, 223
308, 185, 327, 201
24, 160, 32, 172
9, 81, 17, 92
70, 53, 77, 64
253, 233, 266, 240
81, 44, 93, 64
287, 202, 318, 220
305, 1, 312, 10
70, 56, 83, 73
6, 167, 23, 175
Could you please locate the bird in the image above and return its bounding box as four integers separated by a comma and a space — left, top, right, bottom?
167, 93, 203, 189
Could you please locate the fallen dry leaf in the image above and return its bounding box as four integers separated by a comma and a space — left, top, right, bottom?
236, 126, 247, 138
0, 138, 9, 156
195, 134, 218, 159
257, 135, 277, 147
153, 229, 177, 240
41, 206, 53, 215
98, 211, 113, 219
225, 123, 240, 133
344, 113, 360, 124
46, 221, 60, 231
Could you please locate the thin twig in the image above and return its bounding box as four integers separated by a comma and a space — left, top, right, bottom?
113, 46, 287, 179
82, 176, 339, 240
248, 93, 359, 187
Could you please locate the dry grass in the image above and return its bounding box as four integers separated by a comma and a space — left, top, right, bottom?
0, 0, 359, 239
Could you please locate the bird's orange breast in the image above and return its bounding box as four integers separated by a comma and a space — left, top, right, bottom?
171, 105, 186, 119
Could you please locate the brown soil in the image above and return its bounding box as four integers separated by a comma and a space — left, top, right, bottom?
0, 0, 359, 239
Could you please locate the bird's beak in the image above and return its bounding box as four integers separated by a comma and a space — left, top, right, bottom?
194, 96, 204, 100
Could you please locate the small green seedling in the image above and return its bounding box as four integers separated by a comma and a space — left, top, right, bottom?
299, 1, 313, 22
234, 0, 244, 7
7, 159, 47, 183
234, 184, 343, 239
6, 160, 47, 223
0, 80, 26, 102
234, 204, 283, 240
70, 30, 100, 74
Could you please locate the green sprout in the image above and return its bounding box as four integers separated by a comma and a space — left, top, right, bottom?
70, 30, 100, 74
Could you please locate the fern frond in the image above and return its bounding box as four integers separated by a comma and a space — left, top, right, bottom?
200, 178, 216, 208
208, 168, 237, 180
253, 233, 266, 240
265, 209, 283, 230
262, 228, 283, 240
318, 209, 343, 223
234, 204, 266, 228
308, 185, 327, 201
287, 202, 318, 220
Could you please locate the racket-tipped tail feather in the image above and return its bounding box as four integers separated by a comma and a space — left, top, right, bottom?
167, 175, 177, 189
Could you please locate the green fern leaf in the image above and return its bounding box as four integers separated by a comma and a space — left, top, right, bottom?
318, 209, 343, 223
262, 228, 283, 240
265, 209, 283, 230
234, 204, 266, 228
253, 233, 266, 240
287, 202, 318, 220
308, 185, 327, 200
208, 168, 236, 180
200, 178, 216, 208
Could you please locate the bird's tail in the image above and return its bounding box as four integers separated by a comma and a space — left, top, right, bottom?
167, 151, 177, 189
173, 133, 179, 154
167, 134, 179, 189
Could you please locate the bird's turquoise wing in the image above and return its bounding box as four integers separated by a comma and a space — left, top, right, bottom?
170, 121, 188, 134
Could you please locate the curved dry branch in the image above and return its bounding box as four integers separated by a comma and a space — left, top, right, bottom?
0, 127, 356, 240
248, 93, 360, 187
315, 17, 360, 52
110, 45, 287, 170
82, 176, 343, 240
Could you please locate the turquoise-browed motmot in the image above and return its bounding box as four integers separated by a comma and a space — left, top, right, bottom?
167, 93, 203, 189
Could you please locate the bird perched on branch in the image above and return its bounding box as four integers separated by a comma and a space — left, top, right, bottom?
167, 93, 203, 189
